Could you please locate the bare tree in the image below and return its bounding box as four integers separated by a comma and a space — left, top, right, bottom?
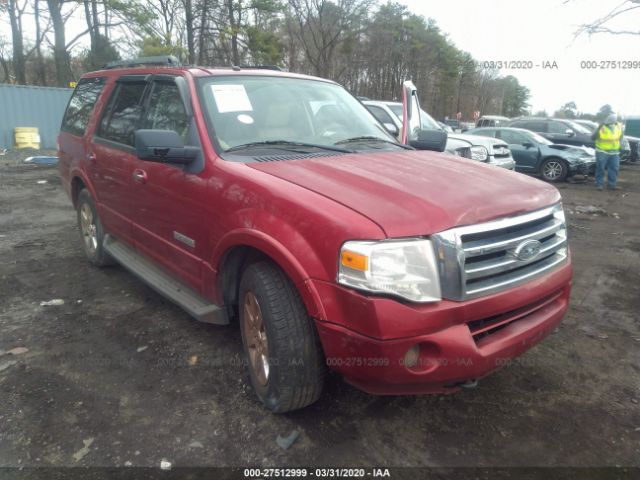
287, 0, 372, 78
47, 0, 74, 86
574, 0, 640, 36
6, 0, 28, 84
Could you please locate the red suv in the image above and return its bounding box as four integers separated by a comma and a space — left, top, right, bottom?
58, 57, 572, 412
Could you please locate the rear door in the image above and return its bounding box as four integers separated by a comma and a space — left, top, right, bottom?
58, 77, 107, 196
90, 76, 149, 245
130, 76, 207, 292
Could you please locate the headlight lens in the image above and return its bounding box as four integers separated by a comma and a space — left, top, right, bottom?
470, 145, 488, 161
338, 239, 441, 302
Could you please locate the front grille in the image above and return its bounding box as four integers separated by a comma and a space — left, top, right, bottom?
467, 290, 564, 345
432, 204, 568, 300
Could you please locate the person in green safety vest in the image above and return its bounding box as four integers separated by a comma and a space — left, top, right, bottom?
591, 113, 623, 191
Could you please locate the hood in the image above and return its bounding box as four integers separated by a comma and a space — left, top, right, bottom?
548, 143, 595, 159
248, 150, 560, 238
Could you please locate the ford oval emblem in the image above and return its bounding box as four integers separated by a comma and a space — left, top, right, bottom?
512, 239, 542, 261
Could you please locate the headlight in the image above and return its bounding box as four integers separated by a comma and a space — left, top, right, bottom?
338, 239, 441, 302
470, 145, 488, 161
454, 147, 471, 158
553, 204, 567, 239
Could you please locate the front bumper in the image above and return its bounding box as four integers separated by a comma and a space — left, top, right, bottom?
312, 260, 572, 395
569, 160, 596, 176
489, 155, 516, 170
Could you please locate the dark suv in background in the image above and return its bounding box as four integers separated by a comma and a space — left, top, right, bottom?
508, 118, 594, 147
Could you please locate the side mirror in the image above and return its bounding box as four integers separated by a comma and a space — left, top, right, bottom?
565, 129, 575, 137
134, 129, 198, 164
383, 122, 399, 136
522, 142, 534, 149
401, 80, 422, 144
409, 129, 448, 152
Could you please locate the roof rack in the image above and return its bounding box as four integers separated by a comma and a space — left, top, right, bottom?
233, 65, 281, 71
104, 55, 181, 70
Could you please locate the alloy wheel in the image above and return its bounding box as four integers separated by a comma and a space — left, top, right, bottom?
79, 203, 98, 254
543, 161, 563, 180
243, 291, 270, 386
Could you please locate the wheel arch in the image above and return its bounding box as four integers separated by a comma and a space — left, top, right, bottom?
213, 230, 326, 323
70, 172, 97, 208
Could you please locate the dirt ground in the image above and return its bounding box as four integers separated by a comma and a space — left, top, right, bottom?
1, 150, 639, 471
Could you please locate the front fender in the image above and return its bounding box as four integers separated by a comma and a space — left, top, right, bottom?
211, 226, 328, 320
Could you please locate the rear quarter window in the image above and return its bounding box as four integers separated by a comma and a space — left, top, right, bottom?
61, 77, 106, 136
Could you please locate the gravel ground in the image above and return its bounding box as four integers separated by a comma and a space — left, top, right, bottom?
0, 150, 639, 474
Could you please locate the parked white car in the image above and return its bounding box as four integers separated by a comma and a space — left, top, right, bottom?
363, 100, 516, 170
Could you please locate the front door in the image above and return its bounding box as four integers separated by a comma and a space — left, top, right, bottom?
497, 130, 540, 172
130, 77, 207, 292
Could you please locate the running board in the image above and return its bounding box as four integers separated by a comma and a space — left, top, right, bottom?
103, 235, 229, 325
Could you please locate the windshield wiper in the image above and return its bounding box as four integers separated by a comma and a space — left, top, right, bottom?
334, 136, 413, 150
225, 140, 353, 154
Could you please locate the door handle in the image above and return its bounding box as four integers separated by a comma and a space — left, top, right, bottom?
132, 169, 148, 183
86, 152, 96, 163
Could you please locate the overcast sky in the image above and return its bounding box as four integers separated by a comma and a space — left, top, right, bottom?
399, 0, 640, 117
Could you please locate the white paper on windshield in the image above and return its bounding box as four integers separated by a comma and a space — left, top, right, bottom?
211, 84, 253, 113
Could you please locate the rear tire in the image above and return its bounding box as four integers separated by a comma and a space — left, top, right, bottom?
76, 189, 113, 267
239, 261, 325, 412
541, 158, 568, 182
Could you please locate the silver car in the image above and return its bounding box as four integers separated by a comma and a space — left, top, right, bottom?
363, 100, 516, 170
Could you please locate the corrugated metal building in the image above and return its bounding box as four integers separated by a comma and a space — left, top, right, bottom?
0, 83, 73, 150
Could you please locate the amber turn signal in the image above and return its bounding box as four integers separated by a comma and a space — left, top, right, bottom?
340, 250, 368, 271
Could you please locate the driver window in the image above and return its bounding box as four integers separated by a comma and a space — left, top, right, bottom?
143, 81, 189, 141
548, 121, 570, 134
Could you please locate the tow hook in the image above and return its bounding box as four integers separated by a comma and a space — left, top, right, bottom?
444, 379, 478, 390
458, 379, 478, 389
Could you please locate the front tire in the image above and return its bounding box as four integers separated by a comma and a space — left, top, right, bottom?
76, 189, 113, 267
541, 158, 568, 182
239, 261, 325, 413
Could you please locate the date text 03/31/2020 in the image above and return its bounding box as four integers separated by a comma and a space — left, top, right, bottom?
243, 468, 391, 478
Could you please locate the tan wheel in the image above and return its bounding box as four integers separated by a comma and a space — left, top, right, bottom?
76, 189, 113, 267
239, 261, 326, 412
242, 291, 270, 386
79, 202, 98, 255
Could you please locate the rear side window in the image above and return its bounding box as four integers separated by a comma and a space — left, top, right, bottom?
98, 81, 147, 146
61, 77, 106, 136
367, 105, 395, 125
499, 130, 526, 144
522, 121, 547, 132
142, 82, 189, 140
477, 129, 497, 137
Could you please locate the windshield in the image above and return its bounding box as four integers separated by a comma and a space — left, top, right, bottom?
198, 75, 396, 154
388, 104, 441, 131
575, 121, 597, 132
566, 121, 591, 134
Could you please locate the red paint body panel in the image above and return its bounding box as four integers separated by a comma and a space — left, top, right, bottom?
248, 150, 561, 238
58, 66, 573, 396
